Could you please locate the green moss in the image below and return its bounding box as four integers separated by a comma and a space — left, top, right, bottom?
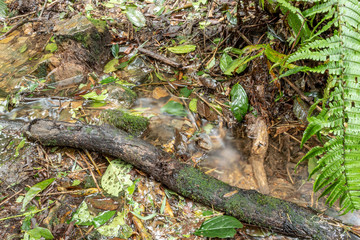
122, 86, 137, 101
73, 32, 91, 48
101, 109, 149, 136
87, 18, 107, 33
46, 139, 57, 146
85, 127, 93, 134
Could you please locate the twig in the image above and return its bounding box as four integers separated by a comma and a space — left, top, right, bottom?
39, 0, 48, 18
138, 47, 183, 69
78, 151, 103, 196
0, 190, 22, 207
0, 18, 41, 39
1, 0, 61, 39
283, 132, 311, 150
84, 149, 102, 176
194, 92, 224, 117
283, 77, 322, 112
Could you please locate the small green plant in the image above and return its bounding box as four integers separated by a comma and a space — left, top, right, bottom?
194, 215, 243, 238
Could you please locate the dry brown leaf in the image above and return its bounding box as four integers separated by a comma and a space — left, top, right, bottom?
152, 87, 169, 99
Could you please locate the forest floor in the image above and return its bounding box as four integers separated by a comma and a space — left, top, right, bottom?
0, 0, 356, 239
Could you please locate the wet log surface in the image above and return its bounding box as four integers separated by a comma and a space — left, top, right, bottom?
22, 119, 348, 239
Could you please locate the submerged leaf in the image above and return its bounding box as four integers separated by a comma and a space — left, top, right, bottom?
230, 83, 249, 122
161, 100, 187, 116
194, 215, 243, 238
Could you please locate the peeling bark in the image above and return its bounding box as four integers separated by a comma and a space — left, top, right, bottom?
24, 119, 348, 239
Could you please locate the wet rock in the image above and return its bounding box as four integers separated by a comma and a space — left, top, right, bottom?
0, 30, 49, 93
146, 117, 175, 145
46, 61, 86, 83
104, 83, 137, 108
196, 133, 213, 151
53, 14, 110, 64
48, 74, 85, 88
115, 57, 152, 84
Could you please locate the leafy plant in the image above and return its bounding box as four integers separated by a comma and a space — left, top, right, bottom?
230, 83, 249, 122
194, 215, 243, 238
23, 227, 54, 240
22, 178, 55, 211
0, 0, 7, 18
279, 0, 360, 213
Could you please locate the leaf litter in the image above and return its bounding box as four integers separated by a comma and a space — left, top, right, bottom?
0, 0, 357, 239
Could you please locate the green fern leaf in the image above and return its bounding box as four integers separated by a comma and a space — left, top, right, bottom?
0, 0, 7, 18
302, 0, 336, 17
286, 0, 360, 212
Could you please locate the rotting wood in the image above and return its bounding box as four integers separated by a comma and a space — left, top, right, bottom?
247, 117, 270, 194
7, 119, 350, 239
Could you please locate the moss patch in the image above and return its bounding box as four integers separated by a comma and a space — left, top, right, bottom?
88, 18, 107, 33
101, 109, 148, 136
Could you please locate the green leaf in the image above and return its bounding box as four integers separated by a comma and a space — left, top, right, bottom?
180, 87, 192, 97
19, 44, 28, 53
22, 178, 55, 211
72, 202, 94, 225
26, 227, 54, 239
100, 76, 117, 84
206, 57, 216, 69
93, 210, 116, 228
189, 98, 198, 113
161, 100, 187, 117
101, 160, 133, 197
131, 211, 157, 221
220, 53, 233, 73
15, 138, 26, 157
104, 58, 119, 73
194, 215, 243, 238
45, 43, 58, 53
97, 211, 133, 238
230, 83, 249, 122
81, 90, 108, 101
160, 196, 166, 214
111, 44, 120, 58
167, 45, 196, 54
125, 5, 146, 28
0, 0, 8, 18
224, 57, 248, 75
202, 210, 213, 216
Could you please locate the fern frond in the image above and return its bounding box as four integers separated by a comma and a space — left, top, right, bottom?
287, 0, 360, 212
302, 0, 336, 17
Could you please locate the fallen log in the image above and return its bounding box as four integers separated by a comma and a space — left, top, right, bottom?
21, 119, 349, 239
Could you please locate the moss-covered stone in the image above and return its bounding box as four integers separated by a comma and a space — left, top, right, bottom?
53, 14, 110, 64
101, 109, 149, 136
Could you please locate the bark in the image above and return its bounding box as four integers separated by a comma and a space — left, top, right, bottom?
23, 119, 348, 239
